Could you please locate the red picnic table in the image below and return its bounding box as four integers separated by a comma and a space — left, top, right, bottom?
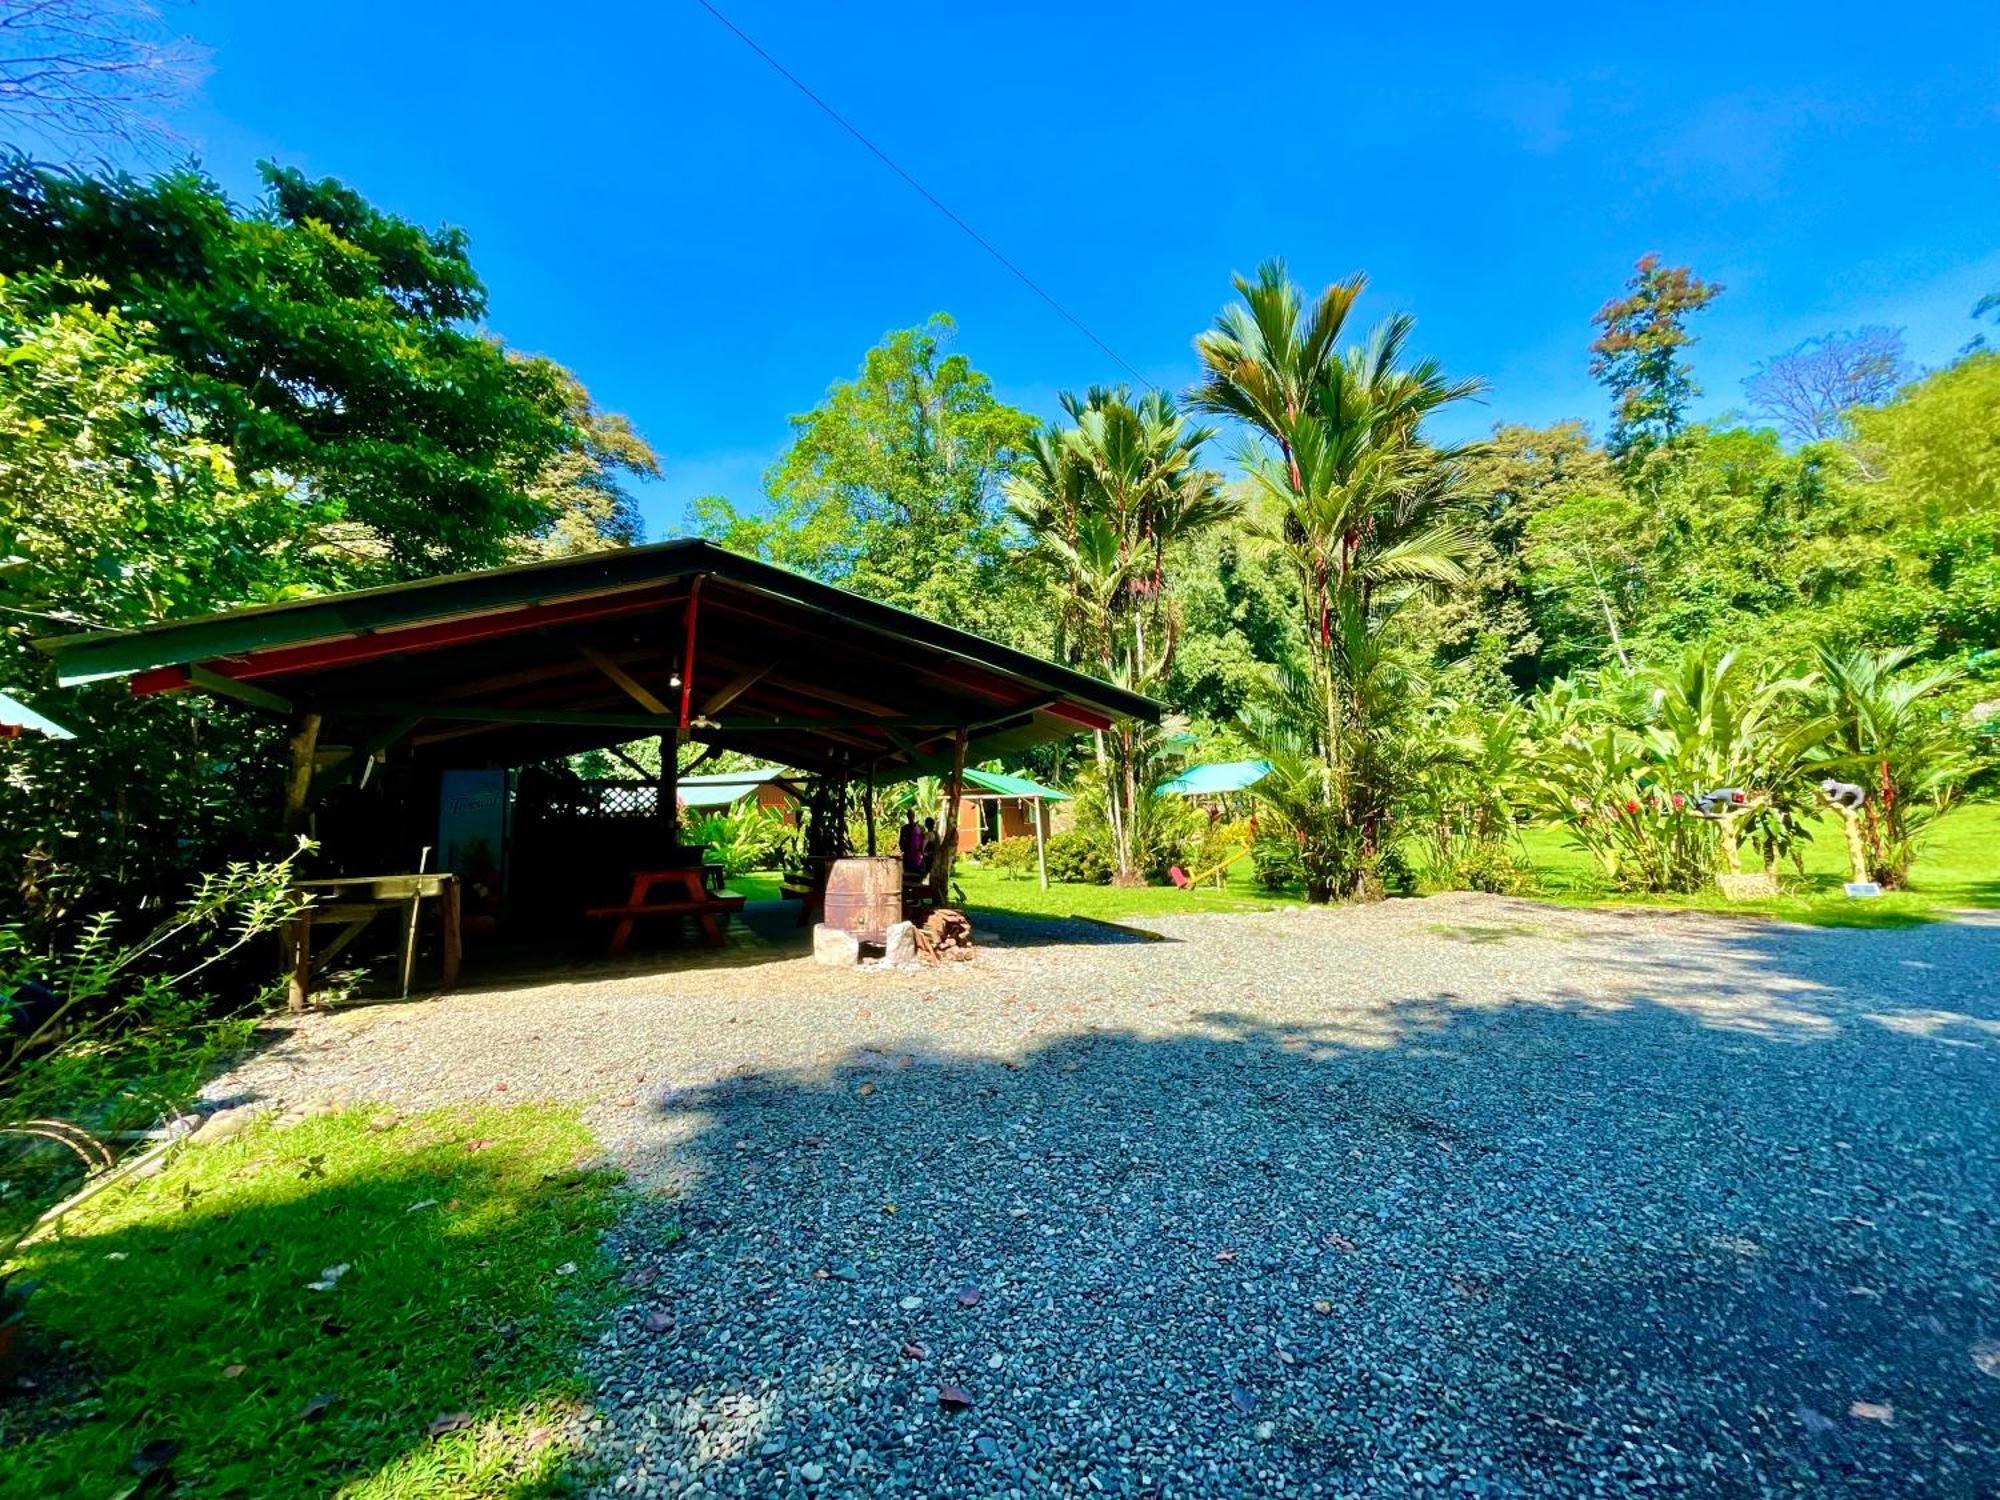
585, 866, 745, 955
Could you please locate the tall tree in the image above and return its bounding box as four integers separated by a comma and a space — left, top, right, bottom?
0, 159, 578, 577
1194, 260, 1482, 898
1589, 254, 1722, 464
1438, 421, 1620, 693
1006, 388, 1236, 881
691, 316, 1037, 642
0, 271, 298, 924
513, 366, 660, 558
1743, 326, 1908, 444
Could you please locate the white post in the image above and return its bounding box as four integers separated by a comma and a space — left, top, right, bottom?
1034, 797, 1049, 890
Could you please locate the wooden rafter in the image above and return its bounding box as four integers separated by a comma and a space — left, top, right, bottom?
580, 645, 671, 716
700, 661, 776, 717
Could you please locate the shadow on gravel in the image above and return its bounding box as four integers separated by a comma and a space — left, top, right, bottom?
585, 915, 2000, 1497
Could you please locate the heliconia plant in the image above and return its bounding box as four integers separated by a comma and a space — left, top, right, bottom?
1520, 644, 1837, 893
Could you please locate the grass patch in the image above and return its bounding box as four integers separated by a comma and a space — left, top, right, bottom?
954, 859, 1297, 921
731, 803, 1995, 930
1509, 802, 2000, 928
2, 1102, 628, 1498
729, 870, 784, 904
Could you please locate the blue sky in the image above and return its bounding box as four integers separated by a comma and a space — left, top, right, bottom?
119, 3, 2000, 531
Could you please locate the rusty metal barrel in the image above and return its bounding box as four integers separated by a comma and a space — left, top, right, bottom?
823, 856, 902, 943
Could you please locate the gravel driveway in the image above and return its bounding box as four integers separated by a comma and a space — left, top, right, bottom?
215, 895, 2000, 1497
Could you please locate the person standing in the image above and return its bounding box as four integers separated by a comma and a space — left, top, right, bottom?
899, 808, 925, 872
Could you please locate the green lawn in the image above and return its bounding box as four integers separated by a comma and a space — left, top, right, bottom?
1511, 801, 2000, 927
2, 1104, 628, 1498
730, 803, 1996, 930
953, 857, 1296, 921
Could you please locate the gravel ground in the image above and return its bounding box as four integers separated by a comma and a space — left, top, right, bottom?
211, 895, 2000, 1497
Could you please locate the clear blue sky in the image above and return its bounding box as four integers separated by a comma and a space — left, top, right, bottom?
141, 2, 2000, 533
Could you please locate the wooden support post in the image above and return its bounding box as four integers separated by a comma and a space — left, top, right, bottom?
659, 732, 679, 843
285, 909, 314, 1012
281, 711, 322, 840
864, 763, 877, 855
439, 876, 462, 990
1034, 796, 1049, 890
932, 729, 969, 905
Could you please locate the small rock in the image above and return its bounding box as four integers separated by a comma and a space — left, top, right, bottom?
799, 1462, 825, 1484
899, 1295, 923, 1311
883, 920, 918, 967
812, 924, 860, 967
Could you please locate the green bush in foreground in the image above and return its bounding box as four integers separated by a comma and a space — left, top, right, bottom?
1, 1103, 627, 1498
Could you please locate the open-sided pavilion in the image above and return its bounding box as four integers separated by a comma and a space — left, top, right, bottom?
37, 540, 1157, 942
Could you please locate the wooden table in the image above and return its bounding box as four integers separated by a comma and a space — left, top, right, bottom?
285, 873, 461, 1010
586, 868, 746, 955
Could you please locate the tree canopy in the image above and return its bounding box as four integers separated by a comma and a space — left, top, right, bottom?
0, 159, 598, 577
691, 315, 1037, 641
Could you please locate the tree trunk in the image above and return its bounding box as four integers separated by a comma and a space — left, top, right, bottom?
931, 730, 969, 905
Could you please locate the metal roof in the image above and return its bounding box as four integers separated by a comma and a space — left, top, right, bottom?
34, 539, 1159, 777
959, 767, 1069, 800
677, 765, 791, 808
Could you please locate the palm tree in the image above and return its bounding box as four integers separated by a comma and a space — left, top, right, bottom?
1190, 260, 1364, 493
1006, 388, 1238, 881
1803, 645, 1969, 886
1193, 262, 1483, 895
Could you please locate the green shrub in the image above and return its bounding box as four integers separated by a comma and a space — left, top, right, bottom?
1424, 839, 1528, 895
2, 850, 304, 1251
1251, 835, 1304, 893
1043, 830, 1113, 885
982, 836, 1038, 879
685, 804, 790, 879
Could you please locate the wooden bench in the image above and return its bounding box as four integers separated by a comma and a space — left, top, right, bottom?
586, 867, 746, 954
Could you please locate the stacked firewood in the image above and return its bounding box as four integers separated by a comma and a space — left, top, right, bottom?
914, 908, 974, 962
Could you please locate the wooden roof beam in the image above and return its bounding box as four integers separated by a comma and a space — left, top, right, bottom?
580, 645, 672, 717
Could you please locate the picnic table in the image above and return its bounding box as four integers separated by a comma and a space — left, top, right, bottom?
285, 872, 461, 1010
586, 867, 746, 955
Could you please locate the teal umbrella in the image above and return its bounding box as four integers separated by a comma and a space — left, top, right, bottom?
1153, 759, 1271, 797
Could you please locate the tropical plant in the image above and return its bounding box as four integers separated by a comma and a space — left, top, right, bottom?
2, 848, 304, 1255
685, 804, 791, 880
1193, 260, 1482, 899
1006, 387, 1237, 882
1235, 641, 1445, 901
1801, 646, 1971, 886
1407, 699, 1532, 892
1520, 644, 1831, 892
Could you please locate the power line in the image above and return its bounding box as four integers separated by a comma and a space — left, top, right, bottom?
692, 0, 1156, 391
